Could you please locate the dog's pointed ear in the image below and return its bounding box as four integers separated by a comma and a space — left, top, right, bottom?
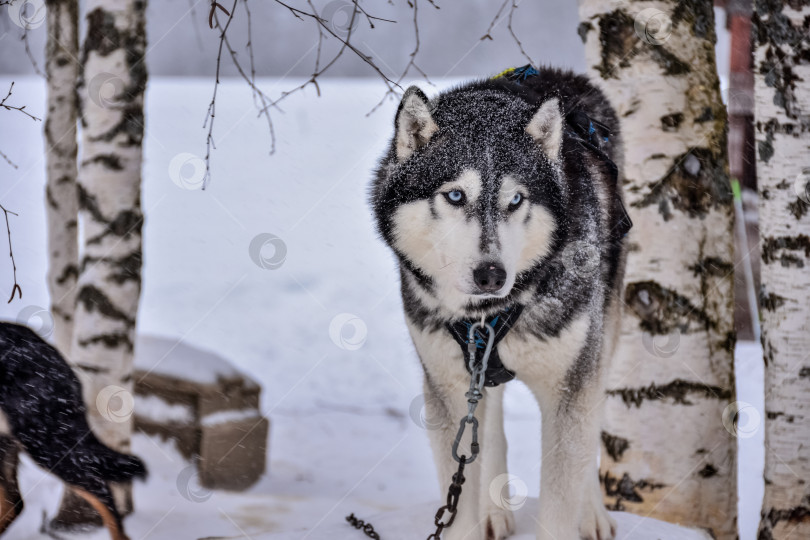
526, 98, 563, 162
395, 86, 438, 162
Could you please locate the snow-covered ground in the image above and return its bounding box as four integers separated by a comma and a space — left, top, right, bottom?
0, 77, 763, 539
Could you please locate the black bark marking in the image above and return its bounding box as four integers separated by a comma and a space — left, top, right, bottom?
761, 234, 810, 268
630, 147, 733, 221
759, 504, 810, 539
76, 285, 135, 326
788, 199, 809, 220
78, 183, 143, 244
625, 280, 713, 334
86, 209, 143, 245
689, 257, 734, 278
766, 411, 795, 423
799, 366, 810, 378
661, 112, 684, 132
78, 332, 133, 352
54, 263, 79, 286
695, 106, 714, 123
649, 46, 692, 76
81, 153, 123, 170
670, 0, 716, 41
698, 464, 718, 478
607, 379, 731, 408
81, 252, 142, 285
577, 21, 593, 44
595, 10, 636, 80
759, 289, 787, 312
485, 517, 495, 540
74, 363, 111, 374
602, 470, 666, 510
753, 1, 810, 120
601, 431, 630, 462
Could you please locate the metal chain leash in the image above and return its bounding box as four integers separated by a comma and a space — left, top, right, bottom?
427, 319, 495, 539
346, 513, 381, 539
346, 319, 495, 540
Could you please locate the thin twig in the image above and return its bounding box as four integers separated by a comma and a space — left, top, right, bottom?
1, 82, 40, 167
480, 0, 535, 66
22, 26, 45, 78
1, 82, 42, 121
368, 0, 436, 115
0, 203, 22, 303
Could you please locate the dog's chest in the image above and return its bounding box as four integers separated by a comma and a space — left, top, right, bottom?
406, 311, 591, 393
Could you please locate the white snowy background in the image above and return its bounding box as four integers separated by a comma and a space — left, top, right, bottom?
0, 74, 765, 540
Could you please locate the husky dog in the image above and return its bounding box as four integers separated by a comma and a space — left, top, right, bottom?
371, 67, 631, 540
0, 322, 147, 540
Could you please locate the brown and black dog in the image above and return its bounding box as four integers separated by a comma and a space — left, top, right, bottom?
0, 322, 146, 540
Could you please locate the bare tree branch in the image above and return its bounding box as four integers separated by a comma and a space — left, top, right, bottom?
202, 0, 428, 185
481, 0, 535, 66
1, 81, 42, 168
0, 203, 22, 303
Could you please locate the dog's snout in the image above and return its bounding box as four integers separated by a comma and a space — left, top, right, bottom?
472, 262, 507, 293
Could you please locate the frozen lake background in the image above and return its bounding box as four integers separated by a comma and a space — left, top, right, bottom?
0, 74, 761, 539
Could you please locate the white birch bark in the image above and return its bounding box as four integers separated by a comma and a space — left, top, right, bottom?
44, 0, 80, 357
67, 0, 147, 518
577, 2, 737, 538
753, 1, 810, 538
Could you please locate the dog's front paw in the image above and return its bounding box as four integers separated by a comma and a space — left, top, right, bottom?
579, 495, 616, 540
482, 507, 515, 540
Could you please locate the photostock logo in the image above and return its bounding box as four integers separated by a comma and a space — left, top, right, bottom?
16, 305, 54, 338
722, 400, 761, 439
168, 152, 207, 190
409, 394, 449, 430
87, 72, 126, 109
96, 385, 135, 423
561, 241, 600, 278
176, 465, 213, 503
489, 473, 528, 511
794, 167, 810, 205
321, 1, 359, 38
248, 233, 287, 270
634, 8, 672, 45
329, 313, 367, 350
7, 0, 46, 30
641, 329, 680, 358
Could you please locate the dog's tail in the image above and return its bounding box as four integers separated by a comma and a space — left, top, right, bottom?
90, 441, 148, 483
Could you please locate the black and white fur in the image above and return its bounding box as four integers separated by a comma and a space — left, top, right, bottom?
0, 322, 146, 540
371, 68, 629, 540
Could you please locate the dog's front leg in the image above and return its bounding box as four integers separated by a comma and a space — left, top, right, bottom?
476, 385, 516, 540
422, 375, 485, 540
533, 384, 614, 540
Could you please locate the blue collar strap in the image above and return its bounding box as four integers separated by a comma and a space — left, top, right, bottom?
446, 304, 525, 387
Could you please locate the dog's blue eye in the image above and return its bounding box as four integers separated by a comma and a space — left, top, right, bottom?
509, 193, 523, 207
445, 190, 466, 206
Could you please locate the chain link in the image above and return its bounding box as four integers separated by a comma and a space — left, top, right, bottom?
346, 513, 381, 539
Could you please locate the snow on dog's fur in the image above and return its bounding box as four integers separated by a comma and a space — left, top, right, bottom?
371, 68, 630, 540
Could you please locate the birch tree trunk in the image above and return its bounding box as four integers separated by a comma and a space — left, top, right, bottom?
753, 2, 810, 538
577, 2, 737, 538
44, 0, 80, 357
56, 0, 147, 525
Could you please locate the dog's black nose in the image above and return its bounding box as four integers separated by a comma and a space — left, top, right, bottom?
473, 262, 507, 293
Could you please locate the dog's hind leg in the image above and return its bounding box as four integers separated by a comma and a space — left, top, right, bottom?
71, 483, 129, 540
0, 436, 22, 536
422, 373, 485, 540
476, 385, 515, 540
